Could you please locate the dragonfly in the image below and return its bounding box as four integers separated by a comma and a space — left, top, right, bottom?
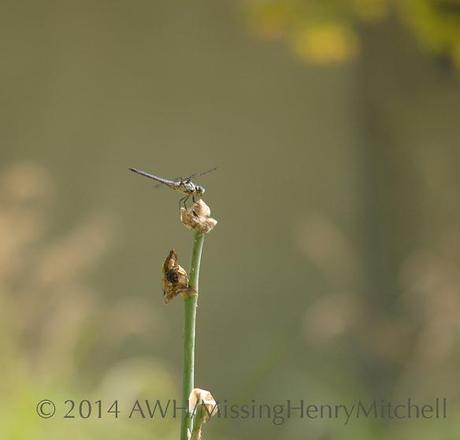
129, 167, 216, 208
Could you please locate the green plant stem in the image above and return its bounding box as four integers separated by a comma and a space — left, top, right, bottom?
180, 231, 205, 440
190, 404, 206, 440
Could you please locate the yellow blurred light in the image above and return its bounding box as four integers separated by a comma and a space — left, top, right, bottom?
292, 24, 359, 63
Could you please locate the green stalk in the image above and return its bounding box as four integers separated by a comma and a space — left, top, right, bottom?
190, 403, 206, 440
180, 231, 205, 440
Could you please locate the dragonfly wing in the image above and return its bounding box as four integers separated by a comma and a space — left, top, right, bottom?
186, 167, 217, 180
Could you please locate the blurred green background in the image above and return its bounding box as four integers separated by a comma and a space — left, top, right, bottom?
1, 1, 460, 439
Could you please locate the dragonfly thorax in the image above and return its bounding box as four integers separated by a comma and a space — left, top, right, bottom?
180, 180, 205, 196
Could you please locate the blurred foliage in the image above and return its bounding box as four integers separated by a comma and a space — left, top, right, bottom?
244, 0, 460, 68
0, 163, 178, 439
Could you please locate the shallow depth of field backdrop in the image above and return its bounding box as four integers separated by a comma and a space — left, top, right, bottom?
1, 1, 460, 439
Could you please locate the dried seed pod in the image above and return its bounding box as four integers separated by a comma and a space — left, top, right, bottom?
162, 249, 196, 304
180, 200, 217, 234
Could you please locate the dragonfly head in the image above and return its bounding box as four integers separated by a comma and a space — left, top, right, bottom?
195, 185, 206, 196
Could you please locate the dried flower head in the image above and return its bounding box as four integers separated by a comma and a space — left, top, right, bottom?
162, 249, 196, 304
189, 388, 218, 440
180, 200, 217, 234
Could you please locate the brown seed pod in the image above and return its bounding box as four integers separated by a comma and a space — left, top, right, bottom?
162, 249, 196, 304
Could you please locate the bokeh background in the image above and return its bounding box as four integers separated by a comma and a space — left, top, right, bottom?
1, 1, 460, 439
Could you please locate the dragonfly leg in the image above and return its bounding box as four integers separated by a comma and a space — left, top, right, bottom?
178, 195, 190, 209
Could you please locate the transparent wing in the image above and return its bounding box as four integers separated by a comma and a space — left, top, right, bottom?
186, 167, 217, 181
154, 167, 217, 187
